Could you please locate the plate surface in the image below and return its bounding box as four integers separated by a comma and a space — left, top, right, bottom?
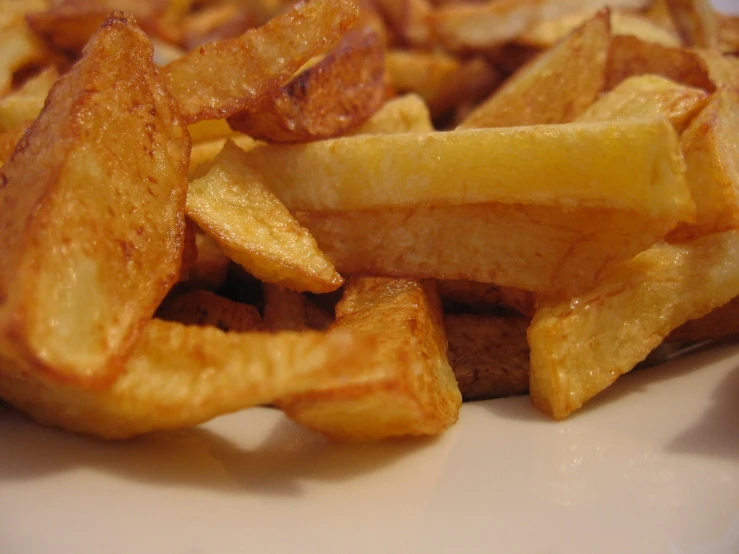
2, 342, 739, 554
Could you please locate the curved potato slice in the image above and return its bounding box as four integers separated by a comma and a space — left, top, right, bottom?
0, 319, 378, 439
164, 0, 359, 124
227, 25, 386, 143
0, 13, 189, 386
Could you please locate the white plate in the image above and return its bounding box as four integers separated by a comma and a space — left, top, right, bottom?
2, 342, 739, 554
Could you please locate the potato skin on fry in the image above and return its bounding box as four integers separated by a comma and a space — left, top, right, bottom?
0, 12, 189, 386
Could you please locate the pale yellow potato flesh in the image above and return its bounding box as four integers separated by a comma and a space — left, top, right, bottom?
188, 134, 257, 178
0, 21, 47, 95
187, 140, 343, 293
351, 94, 433, 135
0, 66, 58, 132
458, 10, 610, 129
577, 74, 709, 132
0, 319, 378, 439
297, 204, 679, 296
529, 229, 739, 420
243, 119, 692, 220
0, 14, 189, 386
278, 277, 461, 442
664, 0, 718, 48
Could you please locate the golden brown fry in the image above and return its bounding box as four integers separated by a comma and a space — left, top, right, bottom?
181, 3, 256, 50
445, 313, 530, 401
459, 10, 610, 129
297, 204, 679, 297
577, 74, 709, 133
668, 88, 739, 240
667, 296, 739, 342
0, 319, 378, 439
157, 290, 265, 332
263, 284, 309, 331
188, 134, 257, 178
529, 230, 739, 420
373, 0, 431, 46
187, 140, 343, 293
664, 0, 718, 48
0, 13, 189, 386
164, 0, 359, 124
227, 25, 386, 142
243, 119, 692, 221
278, 277, 461, 442
718, 12, 739, 53
185, 226, 231, 290
187, 119, 238, 144
351, 93, 433, 135
0, 21, 47, 96
0, 66, 59, 132
0, 125, 28, 167
606, 34, 715, 91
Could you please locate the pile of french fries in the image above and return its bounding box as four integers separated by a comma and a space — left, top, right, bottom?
0, 0, 738, 441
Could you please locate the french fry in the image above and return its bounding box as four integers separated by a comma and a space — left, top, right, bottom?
188, 134, 257, 178
186, 140, 344, 293
351, 93, 433, 135
0, 125, 27, 167
180, 3, 256, 50
0, 21, 47, 95
576, 74, 709, 132
667, 296, 739, 342
263, 284, 309, 331
156, 290, 265, 331
668, 88, 739, 240
243, 119, 692, 221
529, 229, 739, 420
185, 226, 231, 290
458, 11, 610, 128
278, 277, 462, 442
163, 0, 359, 123
187, 118, 238, 144
296, 204, 680, 296
0, 319, 378, 439
445, 313, 530, 401
373, 0, 431, 46
0, 13, 189, 386
664, 0, 718, 48
227, 25, 386, 142
0, 66, 59, 132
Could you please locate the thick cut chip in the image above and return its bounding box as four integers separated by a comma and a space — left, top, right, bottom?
278, 277, 461, 442
0, 66, 59, 132
187, 119, 238, 144
184, 227, 231, 290
606, 34, 715, 91
351, 93, 433, 135
157, 290, 265, 332
577, 74, 709, 132
436, 280, 536, 316
181, 3, 257, 50
0, 13, 189, 385
0, 125, 27, 167
667, 296, 739, 342
668, 88, 739, 240
243, 119, 692, 221
373, 0, 431, 46
529, 229, 739, 420
227, 25, 386, 142
0, 319, 378, 439
164, 0, 359, 124
0, 21, 47, 95
664, 0, 718, 48
188, 134, 257, 178
458, 11, 611, 129
297, 204, 680, 296
187, 140, 343, 293
386, 50, 498, 119
445, 314, 530, 401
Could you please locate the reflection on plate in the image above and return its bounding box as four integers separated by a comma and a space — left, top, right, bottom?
1, 342, 738, 554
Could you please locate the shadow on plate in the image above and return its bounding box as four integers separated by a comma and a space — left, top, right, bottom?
0, 406, 438, 497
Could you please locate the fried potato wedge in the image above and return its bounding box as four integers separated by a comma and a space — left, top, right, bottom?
0, 66, 58, 132
445, 313, 530, 401
386, 50, 498, 119
606, 34, 715, 91
351, 93, 433, 135
164, 0, 359, 123
664, 0, 718, 48
184, 227, 231, 290
373, 0, 431, 46
0, 13, 189, 385
157, 290, 265, 331
187, 140, 343, 293
517, 9, 681, 48
0, 319, 378, 439
297, 204, 679, 296
458, 11, 610, 128
0, 125, 26, 167
187, 118, 238, 144
668, 88, 739, 239
244, 119, 691, 221
188, 134, 257, 178
25, 0, 169, 53
0, 21, 47, 95
529, 229, 739, 420
227, 25, 386, 142
577, 74, 709, 132
667, 296, 739, 342
278, 277, 461, 442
